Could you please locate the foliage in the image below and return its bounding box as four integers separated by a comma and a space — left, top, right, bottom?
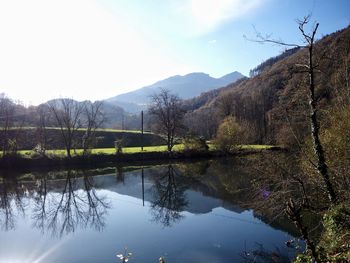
182, 135, 208, 152
319, 205, 350, 262
294, 205, 350, 263
321, 105, 350, 191
214, 116, 242, 152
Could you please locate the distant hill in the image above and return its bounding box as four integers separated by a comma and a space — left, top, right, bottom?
106, 71, 245, 110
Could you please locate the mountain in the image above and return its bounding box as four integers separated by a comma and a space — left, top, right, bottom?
106, 71, 245, 110
183, 26, 350, 145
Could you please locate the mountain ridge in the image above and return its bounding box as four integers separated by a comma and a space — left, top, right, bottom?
106, 71, 245, 111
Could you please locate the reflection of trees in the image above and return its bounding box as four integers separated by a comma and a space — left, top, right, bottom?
115, 166, 124, 183
32, 173, 48, 232
0, 170, 110, 236
150, 165, 188, 227
31, 170, 110, 237
0, 177, 27, 231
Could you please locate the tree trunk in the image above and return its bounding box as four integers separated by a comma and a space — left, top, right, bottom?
308, 45, 337, 204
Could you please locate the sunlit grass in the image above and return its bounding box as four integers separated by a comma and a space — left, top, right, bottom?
3, 144, 275, 158
206, 144, 274, 151
14, 144, 185, 157
8, 126, 153, 134
239, 145, 275, 149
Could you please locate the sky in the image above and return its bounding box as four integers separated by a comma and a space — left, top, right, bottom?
0, 0, 349, 105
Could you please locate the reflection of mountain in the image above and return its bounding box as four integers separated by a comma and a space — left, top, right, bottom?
82, 168, 246, 215
89, 165, 298, 235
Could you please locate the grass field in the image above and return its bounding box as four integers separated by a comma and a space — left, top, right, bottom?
9, 144, 275, 158
9, 126, 152, 134
15, 144, 186, 157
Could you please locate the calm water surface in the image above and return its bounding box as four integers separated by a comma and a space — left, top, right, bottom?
0, 159, 300, 262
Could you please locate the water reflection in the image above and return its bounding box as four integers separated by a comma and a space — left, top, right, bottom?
0, 160, 298, 235
150, 165, 188, 227
0, 170, 110, 237
0, 177, 27, 231
0, 159, 301, 262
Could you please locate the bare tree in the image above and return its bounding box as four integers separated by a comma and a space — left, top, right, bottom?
82, 101, 105, 156
0, 94, 17, 156
148, 89, 185, 152
299, 19, 337, 204
34, 104, 52, 156
48, 99, 85, 158
217, 91, 236, 117
251, 16, 337, 204
184, 107, 220, 139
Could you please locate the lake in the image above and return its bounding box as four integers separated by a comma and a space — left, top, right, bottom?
0, 159, 302, 263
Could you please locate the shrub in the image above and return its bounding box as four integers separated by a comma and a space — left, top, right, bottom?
114, 139, 123, 154
182, 135, 209, 152
214, 116, 242, 152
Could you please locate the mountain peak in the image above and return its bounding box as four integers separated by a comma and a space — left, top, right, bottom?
219, 71, 245, 82
106, 71, 245, 111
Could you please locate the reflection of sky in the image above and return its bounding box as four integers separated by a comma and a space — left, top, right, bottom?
0, 177, 297, 263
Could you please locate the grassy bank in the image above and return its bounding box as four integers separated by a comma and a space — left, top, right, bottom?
13, 144, 277, 157
0, 127, 166, 150
0, 144, 283, 170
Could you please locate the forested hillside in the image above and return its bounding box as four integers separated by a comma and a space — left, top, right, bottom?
185, 26, 350, 147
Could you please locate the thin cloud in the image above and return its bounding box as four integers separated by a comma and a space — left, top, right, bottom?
175, 0, 267, 35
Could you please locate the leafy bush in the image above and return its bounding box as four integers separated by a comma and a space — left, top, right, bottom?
182, 135, 208, 152
214, 116, 242, 152
294, 204, 350, 263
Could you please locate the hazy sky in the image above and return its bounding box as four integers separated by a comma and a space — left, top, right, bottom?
0, 0, 349, 105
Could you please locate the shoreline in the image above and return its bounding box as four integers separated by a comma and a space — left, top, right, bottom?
0, 146, 285, 171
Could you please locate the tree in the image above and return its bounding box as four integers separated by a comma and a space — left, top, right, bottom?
0, 94, 18, 156
183, 107, 220, 139
48, 99, 85, 158
82, 101, 105, 156
249, 16, 344, 262
215, 116, 242, 152
252, 16, 337, 204
217, 91, 236, 117
299, 19, 337, 204
148, 89, 185, 152
34, 104, 52, 156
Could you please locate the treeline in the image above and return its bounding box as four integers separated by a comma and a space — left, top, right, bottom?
249, 47, 300, 77
0, 97, 163, 157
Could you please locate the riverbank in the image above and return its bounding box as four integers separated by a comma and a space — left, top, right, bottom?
0, 145, 284, 171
